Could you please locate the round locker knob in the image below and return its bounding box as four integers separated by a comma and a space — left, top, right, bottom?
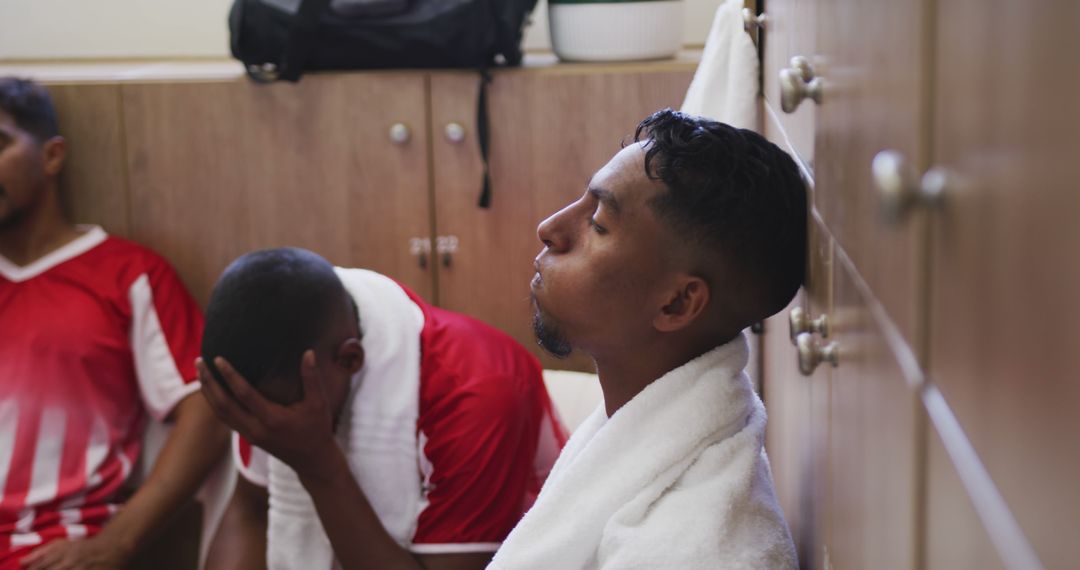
789, 307, 829, 345
389, 123, 411, 145
796, 332, 840, 376
779, 56, 823, 113
872, 150, 947, 224
445, 122, 466, 144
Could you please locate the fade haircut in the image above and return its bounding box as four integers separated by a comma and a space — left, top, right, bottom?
0, 77, 60, 142
634, 108, 807, 324
201, 248, 358, 405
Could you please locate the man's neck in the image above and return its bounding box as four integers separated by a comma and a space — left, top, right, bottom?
592, 334, 728, 418
0, 195, 81, 266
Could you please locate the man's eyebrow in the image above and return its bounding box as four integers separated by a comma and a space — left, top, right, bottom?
588, 187, 620, 215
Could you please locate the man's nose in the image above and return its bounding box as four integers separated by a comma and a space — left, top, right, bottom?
537, 204, 572, 253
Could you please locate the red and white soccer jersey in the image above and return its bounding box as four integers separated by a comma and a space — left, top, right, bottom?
235, 274, 566, 555
0, 226, 203, 564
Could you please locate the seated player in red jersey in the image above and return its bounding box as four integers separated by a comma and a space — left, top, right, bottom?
0, 77, 230, 569
198, 248, 567, 570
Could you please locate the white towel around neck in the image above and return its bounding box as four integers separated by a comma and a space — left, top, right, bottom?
267, 268, 425, 570
488, 333, 797, 570
681, 0, 760, 129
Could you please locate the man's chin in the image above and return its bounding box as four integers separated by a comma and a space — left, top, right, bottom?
530, 297, 573, 359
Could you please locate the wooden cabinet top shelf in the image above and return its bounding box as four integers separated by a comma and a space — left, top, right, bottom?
0, 50, 701, 85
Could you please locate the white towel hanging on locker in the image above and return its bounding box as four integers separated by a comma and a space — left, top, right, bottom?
681, 0, 760, 130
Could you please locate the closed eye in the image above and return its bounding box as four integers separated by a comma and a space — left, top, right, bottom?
588, 217, 607, 235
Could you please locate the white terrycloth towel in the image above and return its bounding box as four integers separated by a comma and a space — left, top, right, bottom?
267, 268, 426, 570
488, 333, 797, 570
681, 0, 760, 130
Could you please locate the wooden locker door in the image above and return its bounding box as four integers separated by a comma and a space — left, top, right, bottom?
924, 425, 1007, 570
762, 212, 834, 570
761, 291, 813, 565
811, 0, 931, 346
802, 212, 834, 570
760, 0, 816, 167
429, 64, 693, 372
827, 252, 920, 570
926, 1, 1080, 566
121, 73, 433, 305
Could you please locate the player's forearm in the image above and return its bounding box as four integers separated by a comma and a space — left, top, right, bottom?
297, 443, 425, 570
99, 392, 230, 555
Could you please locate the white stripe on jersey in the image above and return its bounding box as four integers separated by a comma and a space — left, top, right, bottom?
24, 408, 65, 507
85, 417, 110, 489
10, 532, 42, 548
0, 399, 18, 503
14, 508, 34, 533
118, 450, 133, 483
128, 274, 197, 422
59, 507, 82, 526
64, 524, 88, 539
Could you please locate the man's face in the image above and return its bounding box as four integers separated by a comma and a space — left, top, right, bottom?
531, 142, 678, 357
0, 111, 48, 230
312, 293, 363, 423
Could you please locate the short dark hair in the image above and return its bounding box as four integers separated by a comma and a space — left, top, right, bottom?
201, 248, 356, 404
0, 77, 60, 142
634, 108, 807, 324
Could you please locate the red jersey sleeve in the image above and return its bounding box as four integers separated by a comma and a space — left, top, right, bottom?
411, 372, 546, 553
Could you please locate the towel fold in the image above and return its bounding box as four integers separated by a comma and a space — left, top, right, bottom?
681, 0, 760, 129
488, 333, 796, 570
267, 269, 425, 570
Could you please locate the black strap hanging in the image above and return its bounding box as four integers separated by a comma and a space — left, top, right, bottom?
476, 70, 493, 208
278, 0, 333, 82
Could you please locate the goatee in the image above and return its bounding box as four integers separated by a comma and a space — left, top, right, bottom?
531, 294, 573, 359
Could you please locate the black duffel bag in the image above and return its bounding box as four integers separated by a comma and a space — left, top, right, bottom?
229, 0, 538, 82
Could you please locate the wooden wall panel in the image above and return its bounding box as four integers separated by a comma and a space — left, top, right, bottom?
430, 66, 694, 372
762, 292, 821, 568
827, 252, 919, 570
120, 73, 432, 305
48, 83, 130, 236
928, 1, 1080, 565
811, 0, 930, 347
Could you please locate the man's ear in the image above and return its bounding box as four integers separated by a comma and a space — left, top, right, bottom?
653, 276, 710, 333
41, 136, 66, 177
337, 338, 365, 374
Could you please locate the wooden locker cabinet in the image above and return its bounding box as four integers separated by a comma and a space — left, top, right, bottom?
50, 84, 131, 237
760, 0, 1077, 567
118, 73, 435, 304
48, 61, 695, 372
